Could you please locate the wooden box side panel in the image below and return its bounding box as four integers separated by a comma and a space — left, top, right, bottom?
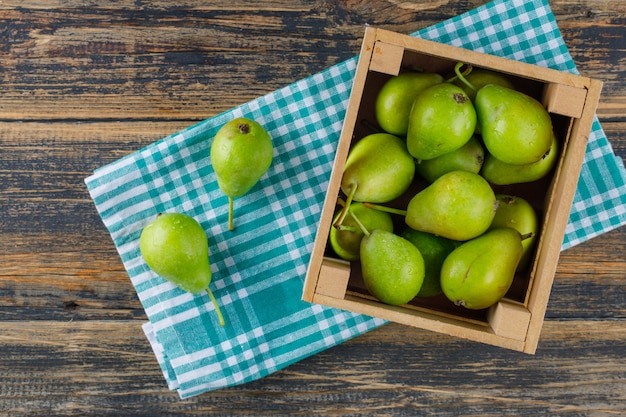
302, 27, 380, 302
374, 28, 592, 89
524, 78, 603, 352
312, 292, 527, 352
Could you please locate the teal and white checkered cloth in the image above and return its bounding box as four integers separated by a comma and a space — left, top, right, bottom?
85, 0, 626, 398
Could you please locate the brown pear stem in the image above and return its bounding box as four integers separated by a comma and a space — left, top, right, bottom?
205, 287, 225, 326
362, 202, 407, 217
520, 232, 535, 242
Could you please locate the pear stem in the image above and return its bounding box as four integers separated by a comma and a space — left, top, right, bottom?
335, 225, 359, 233
445, 62, 472, 83
520, 232, 535, 242
333, 183, 357, 229
228, 196, 234, 231
453, 62, 476, 92
205, 287, 225, 326
348, 208, 370, 237
362, 202, 407, 217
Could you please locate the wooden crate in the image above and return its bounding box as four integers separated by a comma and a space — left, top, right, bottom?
302, 27, 603, 354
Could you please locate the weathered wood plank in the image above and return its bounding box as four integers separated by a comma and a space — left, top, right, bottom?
0, 320, 624, 416
1, 1, 623, 121
0, 0, 624, 414
0, 0, 433, 120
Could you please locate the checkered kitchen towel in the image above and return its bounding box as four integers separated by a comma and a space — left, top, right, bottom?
85, 0, 626, 398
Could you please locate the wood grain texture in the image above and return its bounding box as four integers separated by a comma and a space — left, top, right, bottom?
1, 320, 624, 416
0, 0, 624, 415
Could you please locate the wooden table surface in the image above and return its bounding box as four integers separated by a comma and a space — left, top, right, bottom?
1, 1, 624, 415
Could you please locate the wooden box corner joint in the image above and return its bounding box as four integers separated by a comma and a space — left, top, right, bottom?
488, 300, 532, 342
369, 41, 404, 75
316, 257, 351, 298
542, 83, 588, 118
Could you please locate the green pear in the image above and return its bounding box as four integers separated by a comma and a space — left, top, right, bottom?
329, 202, 394, 261
406, 83, 476, 161
360, 229, 425, 306
481, 131, 559, 185
211, 117, 273, 230
405, 170, 497, 241
452, 68, 515, 102
476, 84, 552, 165
440, 228, 523, 310
401, 228, 458, 297
488, 195, 538, 270
375, 72, 444, 136
415, 135, 484, 183
139, 212, 225, 325
336, 133, 415, 229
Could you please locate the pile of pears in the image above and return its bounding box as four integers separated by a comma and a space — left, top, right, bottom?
331, 63, 557, 311
139, 117, 274, 327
